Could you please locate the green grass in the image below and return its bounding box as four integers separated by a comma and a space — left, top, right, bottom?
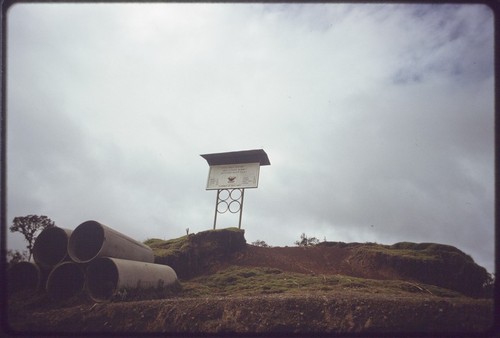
142, 235, 477, 299
347, 241, 476, 266
178, 266, 464, 298
144, 227, 244, 259
351, 243, 442, 262
144, 235, 191, 259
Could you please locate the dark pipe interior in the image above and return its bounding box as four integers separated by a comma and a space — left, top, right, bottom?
87, 258, 118, 301
46, 263, 85, 300
33, 227, 68, 267
69, 221, 104, 262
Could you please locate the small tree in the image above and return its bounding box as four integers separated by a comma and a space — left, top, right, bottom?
7, 249, 29, 265
9, 215, 55, 261
294, 233, 319, 247
251, 239, 270, 247
483, 272, 495, 298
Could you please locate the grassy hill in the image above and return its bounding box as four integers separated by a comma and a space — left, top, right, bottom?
6, 228, 494, 334
144, 228, 491, 298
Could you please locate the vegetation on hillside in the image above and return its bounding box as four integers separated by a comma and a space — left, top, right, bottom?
180, 265, 464, 299
345, 241, 490, 297
144, 227, 246, 279
144, 229, 492, 298
8, 227, 494, 333
144, 227, 244, 257
294, 233, 320, 247
251, 239, 270, 247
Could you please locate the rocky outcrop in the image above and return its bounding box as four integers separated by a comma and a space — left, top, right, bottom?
146, 228, 246, 279
343, 242, 490, 297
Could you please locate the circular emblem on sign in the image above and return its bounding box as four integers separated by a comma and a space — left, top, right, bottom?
216, 188, 243, 214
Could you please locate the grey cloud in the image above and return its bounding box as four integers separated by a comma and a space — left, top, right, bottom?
392, 5, 493, 84
5, 3, 494, 273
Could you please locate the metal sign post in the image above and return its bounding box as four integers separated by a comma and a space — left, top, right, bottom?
201, 149, 270, 230
213, 188, 245, 229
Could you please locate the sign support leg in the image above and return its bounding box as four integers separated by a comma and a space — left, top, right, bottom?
238, 189, 245, 229
213, 189, 220, 229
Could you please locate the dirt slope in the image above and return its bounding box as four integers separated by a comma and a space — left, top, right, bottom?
7, 292, 493, 334
225, 242, 489, 297
146, 229, 489, 297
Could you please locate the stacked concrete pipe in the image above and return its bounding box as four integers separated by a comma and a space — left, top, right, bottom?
30, 226, 85, 300
46, 261, 86, 300
68, 220, 154, 263
33, 227, 73, 269
8, 225, 73, 295
12, 220, 178, 302
56, 220, 177, 302
7, 261, 45, 293
86, 257, 178, 302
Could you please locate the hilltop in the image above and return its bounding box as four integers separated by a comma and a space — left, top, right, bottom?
6, 228, 495, 334
145, 227, 490, 297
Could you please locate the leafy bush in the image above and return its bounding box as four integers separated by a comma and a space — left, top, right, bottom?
294, 233, 319, 247
251, 240, 270, 247
7, 250, 29, 265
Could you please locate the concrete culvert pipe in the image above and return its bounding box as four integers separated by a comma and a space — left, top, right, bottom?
68, 220, 154, 263
33, 227, 73, 268
86, 257, 178, 302
46, 262, 86, 301
8, 262, 43, 293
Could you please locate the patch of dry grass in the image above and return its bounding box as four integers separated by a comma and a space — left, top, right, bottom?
178, 266, 464, 299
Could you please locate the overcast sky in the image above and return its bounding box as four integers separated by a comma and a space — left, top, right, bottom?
5, 3, 494, 273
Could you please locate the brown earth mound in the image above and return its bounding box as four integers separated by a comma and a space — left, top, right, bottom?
146, 229, 489, 297
225, 242, 489, 297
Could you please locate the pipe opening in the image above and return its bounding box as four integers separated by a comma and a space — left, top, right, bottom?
87, 258, 118, 301
68, 221, 104, 263
33, 227, 70, 267
8, 262, 40, 292
46, 262, 85, 300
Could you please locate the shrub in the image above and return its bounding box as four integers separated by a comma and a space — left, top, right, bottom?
251, 240, 270, 247
294, 233, 319, 247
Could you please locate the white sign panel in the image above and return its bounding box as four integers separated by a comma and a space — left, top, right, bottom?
206, 162, 260, 190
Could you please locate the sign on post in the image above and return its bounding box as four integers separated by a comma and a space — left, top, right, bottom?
206, 162, 260, 190
201, 149, 270, 229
